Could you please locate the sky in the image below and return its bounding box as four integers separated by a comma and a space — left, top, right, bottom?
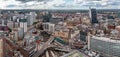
0, 0, 120, 9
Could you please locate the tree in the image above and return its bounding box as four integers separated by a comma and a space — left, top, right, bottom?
40, 31, 51, 37
8, 28, 12, 32
33, 22, 38, 25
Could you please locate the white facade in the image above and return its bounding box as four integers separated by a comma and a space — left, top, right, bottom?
2, 20, 5, 26
20, 22, 27, 32
7, 21, 13, 28
14, 31, 18, 41
24, 35, 35, 46
12, 16, 17, 21
43, 23, 55, 32
26, 14, 31, 26
18, 28, 24, 39
13, 22, 19, 28
20, 19, 27, 32
27, 12, 36, 26
89, 7, 92, 20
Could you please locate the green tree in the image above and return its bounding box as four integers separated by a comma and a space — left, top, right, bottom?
41, 31, 51, 37
8, 28, 12, 32
33, 22, 38, 25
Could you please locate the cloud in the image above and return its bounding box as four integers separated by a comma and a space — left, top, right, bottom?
16, 0, 51, 3
0, 0, 120, 9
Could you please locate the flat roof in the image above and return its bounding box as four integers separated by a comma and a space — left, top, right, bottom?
61, 50, 89, 57
91, 36, 120, 43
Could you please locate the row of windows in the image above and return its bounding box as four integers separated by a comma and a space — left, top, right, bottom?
90, 38, 120, 56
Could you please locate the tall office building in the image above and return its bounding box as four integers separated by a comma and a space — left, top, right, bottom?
26, 12, 36, 26
26, 14, 31, 26
89, 8, 98, 24
19, 18, 27, 32
43, 12, 52, 22
30, 12, 36, 24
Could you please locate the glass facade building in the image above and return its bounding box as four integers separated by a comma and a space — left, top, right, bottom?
80, 31, 87, 42
89, 8, 98, 24
90, 37, 120, 57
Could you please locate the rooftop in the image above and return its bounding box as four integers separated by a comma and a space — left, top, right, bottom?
61, 50, 89, 57
24, 45, 36, 52
91, 36, 120, 43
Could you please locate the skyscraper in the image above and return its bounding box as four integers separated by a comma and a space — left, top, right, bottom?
18, 28, 24, 39
19, 18, 27, 32
89, 8, 98, 24
43, 12, 52, 22
27, 12, 36, 26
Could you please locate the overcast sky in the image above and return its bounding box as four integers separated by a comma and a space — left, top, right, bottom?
0, 0, 120, 9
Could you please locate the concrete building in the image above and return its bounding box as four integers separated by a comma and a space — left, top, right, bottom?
24, 34, 36, 46
0, 38, 5, 57
54, 30, 69, 40
18, 28, 24, 39
2, 20, 5, 26
43, 22, 55, 33
12, 28, 20, 41
20, 18, 27, 32
54, 25, 79, 42
14, 22, 19, 28
7, 21, 13, 28
12, 16, 17, 21
19, 45, 36, 57
0, 26, 9, 35
27, 12, 36, 26
26, 14, 31, 26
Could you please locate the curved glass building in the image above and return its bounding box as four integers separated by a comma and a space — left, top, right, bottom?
90, 36, 120, 57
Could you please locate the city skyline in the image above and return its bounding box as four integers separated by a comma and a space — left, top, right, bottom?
0, 4, 120, 57
1, 0, 120, 9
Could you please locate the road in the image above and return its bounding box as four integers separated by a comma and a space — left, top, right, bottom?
25, 22, 41, 35
24, 24, 36, 35
0, 36, 18, 50
32, 36, 55, 57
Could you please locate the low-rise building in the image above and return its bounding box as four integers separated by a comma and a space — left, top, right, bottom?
19, 45, 36, 57
61, 50, 89, 57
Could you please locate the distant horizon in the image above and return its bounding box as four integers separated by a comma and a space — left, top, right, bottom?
1, 0, 120, 9
1, 8, 120, 10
